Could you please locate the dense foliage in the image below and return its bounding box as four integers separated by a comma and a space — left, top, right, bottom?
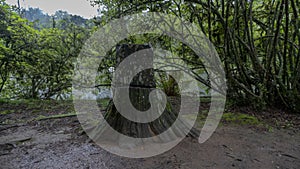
91, 0, 300, 112
0, 1, 92, 99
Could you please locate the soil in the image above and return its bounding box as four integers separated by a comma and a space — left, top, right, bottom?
0, 100, 299, 169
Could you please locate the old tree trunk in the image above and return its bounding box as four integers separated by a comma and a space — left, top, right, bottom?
93, 44, 198, 144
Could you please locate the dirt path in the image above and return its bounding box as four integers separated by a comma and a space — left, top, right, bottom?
0, 116, 299, 169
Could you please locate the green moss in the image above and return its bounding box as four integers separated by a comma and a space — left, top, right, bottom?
97, 98, 111, 107
199, 97, 211, 103
222, 112, 260, 125
0, 109, 14, 115
34, 112, 76, 121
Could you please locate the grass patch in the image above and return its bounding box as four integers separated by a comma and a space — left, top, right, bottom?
0, 99, 74, 113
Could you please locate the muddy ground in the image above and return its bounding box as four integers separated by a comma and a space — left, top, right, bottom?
0, 100, 299, 169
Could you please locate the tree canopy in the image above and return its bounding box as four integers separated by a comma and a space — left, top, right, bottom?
0, 0, 91, 99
